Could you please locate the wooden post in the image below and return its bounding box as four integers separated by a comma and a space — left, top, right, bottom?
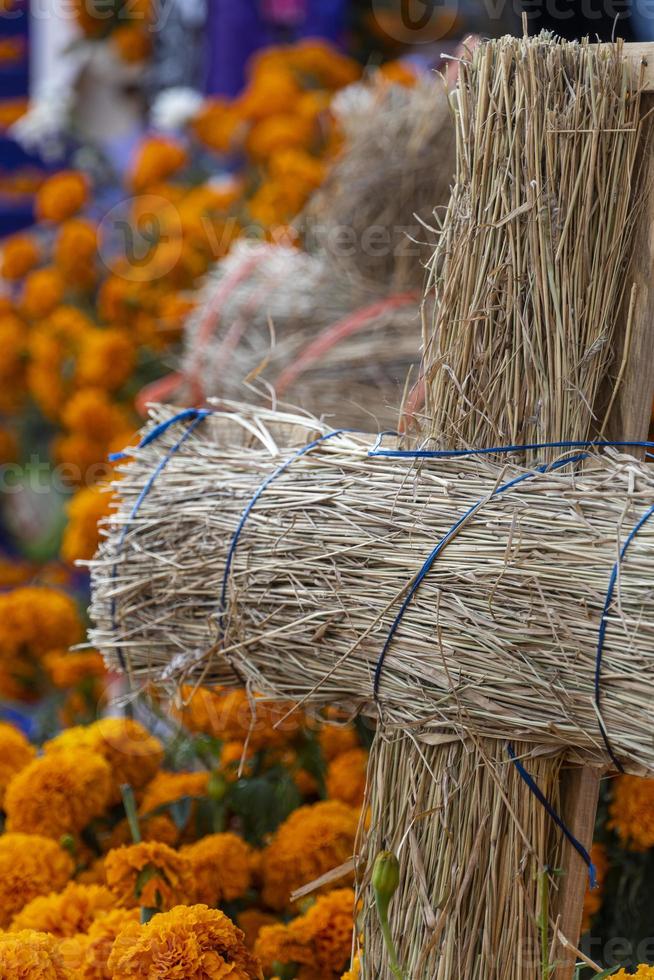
553, 49, 654, 979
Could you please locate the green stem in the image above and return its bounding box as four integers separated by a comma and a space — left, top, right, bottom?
121, 784, 142, 844
375, 894, 405, 980
538, 868, 550, 980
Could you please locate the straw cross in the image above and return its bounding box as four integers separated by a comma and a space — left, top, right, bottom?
92, 37, 654, 980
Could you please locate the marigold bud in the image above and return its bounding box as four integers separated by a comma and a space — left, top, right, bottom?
372, 851, 400, 906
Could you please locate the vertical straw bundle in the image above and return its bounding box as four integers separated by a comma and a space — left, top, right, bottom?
421, 35, 641, 448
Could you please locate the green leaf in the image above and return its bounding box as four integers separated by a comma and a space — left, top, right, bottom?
227, 768, 302, 846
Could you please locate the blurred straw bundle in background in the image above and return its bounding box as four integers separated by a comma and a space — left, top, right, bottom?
182, 71, 459, 429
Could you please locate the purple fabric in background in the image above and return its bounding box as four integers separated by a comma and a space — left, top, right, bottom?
204, 0, 348, 96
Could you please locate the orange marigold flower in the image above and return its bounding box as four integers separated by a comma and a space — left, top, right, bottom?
76, 856, 107, 887
10, 882, 116, 937
105, 841, 194, 911
155, 292, 195, 343
52, 434, 115, 484
608, 774, 654, 850
61, 387, 133, 444
107, 904, 263, 979
0, 311, 25, 381
45, 718, 163, 803
105, 814, 179, 852
58, 934, 91, 973
21, 266, 65, 319
318, 721, 360, 762
0, 832, 74, 927
613, 969, 654, 979
112, 24, 152, 63
53, 218, 98, 287
0, 929, 73, 979
139, 769, 210, 817
256, 888, 355, 977
130, 137, 187, 193
77, 907, 140, 979
261, 801, 359, 910
177, 685, 303, 751
97, 276, 132, 323
182, 832, 253, 906
1, 232, 40, 280
269, 148, 326, 189
246, 113, 315, 161
255, 921, 307, 975
89, 716, 164, 800
76, 328, 135, 391
0, 585, 82, 661
192, 98, 244, 153
238, 909, 278, 950
60, 484, 114, 564
43, 650, 107, 689
248, 179, 306, 228
35, 170, 88, 223
0, 720, 35, 805
4, 748, 111, 838
378, 59, 417, 87
295, 89, 332, 121
46, 303, 94, 341
27, 370, 65, 421
326, 748, 368, 808
239, 66, 300, 121
581, 843, 609, 932
0, 583, 81, 698
289, 40, 361, 89
292, 888, 355, 976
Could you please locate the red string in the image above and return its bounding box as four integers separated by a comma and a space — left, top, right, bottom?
274, 291, 418, 396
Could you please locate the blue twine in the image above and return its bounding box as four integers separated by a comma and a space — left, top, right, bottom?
368, 437, 654, 460
371, 437, 654, 769
110, 410, 212, 673
595, 501, 654, 774
507, 742, 597, 889
372, 453, 587, 697
109, 408, 213, 462
217, 429, 349, 637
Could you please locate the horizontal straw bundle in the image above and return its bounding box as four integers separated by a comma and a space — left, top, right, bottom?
89, 403, 654, 776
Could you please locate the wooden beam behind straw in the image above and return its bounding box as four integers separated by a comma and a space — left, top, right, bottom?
623, 43, 654, 91
554, 88, 654, 980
